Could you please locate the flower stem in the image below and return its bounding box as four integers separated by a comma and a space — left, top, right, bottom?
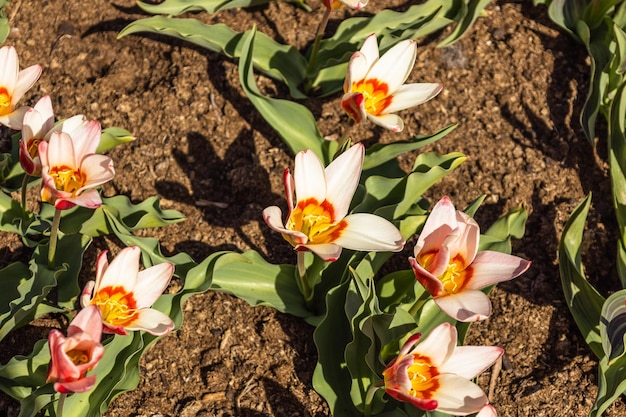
364, 380, 384, 417
48, 208, 62, 269
56, 393, 66, 417
296, 251, 312, 302
408, 288, 431, 317
334, 122, 354, 158
304, 7, 332, 91
20, 173, 29, 212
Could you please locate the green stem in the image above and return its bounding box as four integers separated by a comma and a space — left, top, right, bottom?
334, 122, 354, 158
56, 393, 66, 417
364, 380, 384, 417
408, 288, 431, 317
296, 251, 312, 302
304, 7, 332, 91
20, 173, 29, 212
48, 208, 62, 269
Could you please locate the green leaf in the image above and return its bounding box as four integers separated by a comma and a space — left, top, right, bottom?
71, 195, 185, 237
600, 289, 626, 363
0, 339, 50, 408
96, 127, 135, 154
119, 17, 309, 98
137, 0, 275, 15
478, 206, 527, 253
558, 194, 605, 359
0, 0, 8, 45
590, 354, 626, 417
438, 0, 492, 47
238, 27, 331, 161
210, 250, 312, 318
362, 124, 457, 171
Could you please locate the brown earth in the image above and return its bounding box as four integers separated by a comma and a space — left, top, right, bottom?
0, 0, 624, 416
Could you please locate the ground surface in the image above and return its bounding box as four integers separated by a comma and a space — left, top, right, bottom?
0, 0, 624, 416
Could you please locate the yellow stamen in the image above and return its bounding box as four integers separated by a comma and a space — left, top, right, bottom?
0, 87, 12, 116
66, 349, 90, 366
91, 286, 139, 327
418, 252, 470, 296
352, 79, 393, 115
286, 198, 347, 245
407, 354, 439, 399
49, 165, 85, 194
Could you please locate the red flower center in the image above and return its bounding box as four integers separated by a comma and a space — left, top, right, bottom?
352, 78, 393, 115
91, 286, 139, 327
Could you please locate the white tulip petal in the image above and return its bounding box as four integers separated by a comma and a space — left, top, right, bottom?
432, 374, 489, 416
294, 149, 326, 202
0, 46, 18, 91
78, 153, 115, 190
134, 262, 175, 308
410, 322, 456, 366
300, 243, 343, 262
46, 132, 77, 168
324, 143, 364, 219
466, 251, 531, 289
97, 246, 140, 290
383, 83, 443, 114
121, 308, 174, 336
13, 64, 42, 104
333, 213, 404, 252
366, 113, 404, 132
368, 40, 416, 93
440, 345, 503, 379
434, 290, 492, 322
263, 206, 308, 244
416, 196, 458, 254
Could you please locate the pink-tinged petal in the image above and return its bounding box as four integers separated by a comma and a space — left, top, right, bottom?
416, 196, 457, 254
134, 262, 174, 308
77, 153, 115, 190
341, 91, 366, 124
80, 280, 96, 308
67, 305, 103, 341
450, 212, 480, 265
0, 46, 18, 90
324, 143, 364, 219
366, 113, 404, 132
358, 34, 380, 71
345, 52, 371, 92
476, 405, 498, 417
411, 322, 456, 367
431, 374, 489, 416
54, 375, 97, 394
46, 114, 88, 139
385, 387, 438, 411
439, 345, 503, 379
263, 206, 308, 245
22, 106, 44, 139
46, 132, 77, 168
94, 250, 110, 290
466, 251, 531, 290
283, 168, 295, 214
434, 290, 492, 322
0, 106, 29, 129
368, 40, 416, 93
12, 64, 42, 104
70, 120, 101, 159
47, 331, 80, 382
18, 139, 40, 175
409, 256, 444, 296
333, 213, 404, 252
98, 246, 140, 290
57, 188, 102, 209
124, 308, 174, 336
383, 83, 443, 114
103, 324, 129, 335
298, 242, 343, 262
339, 0, 367, 9
293, 149, 326, 202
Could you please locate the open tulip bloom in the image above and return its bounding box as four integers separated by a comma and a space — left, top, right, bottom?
46, 305, 104, 394
263, 143, 405, 262
409, 196, 531, 322
322, 0, 367, 10
382, 323, 501, 415
341, 34, 443, 132
39, 119, 115, 210
0, 45, 42, 130
81, 246, 175, 336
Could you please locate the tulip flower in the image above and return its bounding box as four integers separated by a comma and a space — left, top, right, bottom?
263, 143, 404, 262
0, 45, 42, 130
20, 95, 89, 176
47, 305, 104, 394
383, 323, 501, 415
39, 119, 115, 210
81, 246, 175, 336
341, 34, 443, 132
409, 196, 531, 322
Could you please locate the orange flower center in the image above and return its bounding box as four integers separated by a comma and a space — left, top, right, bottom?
407, 354, 440, 399
91, 286, 139, 327
352, 79, 392, 116
418, 252, 470, 296
49, 165, 85, 194
286, 198, 347, 245
66, 348, 90, 366
0, 87, 12, 116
